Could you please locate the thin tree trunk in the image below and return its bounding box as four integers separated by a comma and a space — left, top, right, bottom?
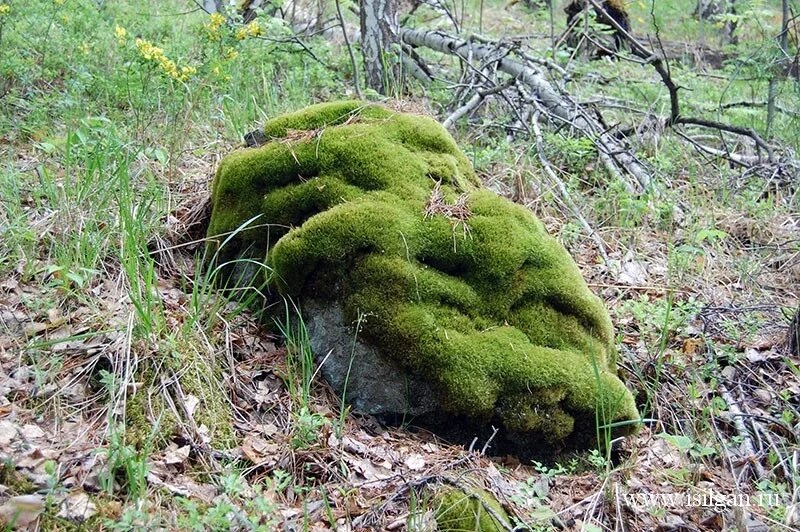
336, 0, 364, 99
202, 0, 222, 14
766, 0, 791, 139
698, 0, 705, 46
359, 0, 401, 95
722, 0, 737, 44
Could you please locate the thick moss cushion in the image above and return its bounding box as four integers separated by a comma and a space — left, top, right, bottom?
207, 100, 638, 452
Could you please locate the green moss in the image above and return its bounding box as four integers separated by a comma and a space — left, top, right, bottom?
0, 461, 36, 494
207, 100, 639, 452
125, 339, 237, 449
434, 486, 511, 532
172, 340, 238, 449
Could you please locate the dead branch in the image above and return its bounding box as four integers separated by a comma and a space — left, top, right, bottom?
531, 111, 610, 263
585, 0, 775, 162
400, 28, 653, 192
443, 77, 516, 129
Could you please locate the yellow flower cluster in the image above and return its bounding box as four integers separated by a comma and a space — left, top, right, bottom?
235, 20, 262, 40
55, 0, 65, 5
135, 38, 196, 82
0, 4, 10, 15
115, 24, 127, 44
203, 12, 226, 41
224, 47, 239, 60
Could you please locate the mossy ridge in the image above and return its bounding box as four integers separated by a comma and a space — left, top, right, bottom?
207, 100, 478, 270
207, 100, 639, 451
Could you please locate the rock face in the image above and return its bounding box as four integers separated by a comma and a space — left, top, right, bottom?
206, 100, 639, 456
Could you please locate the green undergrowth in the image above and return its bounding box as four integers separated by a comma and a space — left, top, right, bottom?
207, 100, 639, 453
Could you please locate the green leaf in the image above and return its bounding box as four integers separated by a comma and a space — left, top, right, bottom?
657, 432, 694, 452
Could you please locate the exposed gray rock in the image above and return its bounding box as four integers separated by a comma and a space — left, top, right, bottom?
304, 299, 439, 418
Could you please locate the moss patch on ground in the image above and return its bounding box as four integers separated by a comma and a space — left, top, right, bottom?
207, 100, 639, 453
125, 338, 237, 449
434, 486, 511, 532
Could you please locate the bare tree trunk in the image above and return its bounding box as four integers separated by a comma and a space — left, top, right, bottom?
202, 0, 222, 14
694, 0, 723, 20
359, 0, 401, 95
697, 0, 706, 45
766, 0, 791, 138
722, 0, 737, 45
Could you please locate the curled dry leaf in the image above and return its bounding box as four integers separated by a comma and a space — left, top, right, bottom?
184, 394, 200, 417
163, 445, 191, 466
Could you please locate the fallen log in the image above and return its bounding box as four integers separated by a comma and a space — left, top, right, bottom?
400, 28, 653, 192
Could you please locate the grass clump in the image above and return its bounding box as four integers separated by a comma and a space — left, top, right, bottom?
207, 101, 639, 454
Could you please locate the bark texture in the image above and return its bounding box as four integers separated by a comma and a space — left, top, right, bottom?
360, 0, 400, 94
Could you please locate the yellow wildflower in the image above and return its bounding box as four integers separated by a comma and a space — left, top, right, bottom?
203, 12, 225, 41
115, 24, 127, 44
224, 47, 239, 60
235, 20, 262, 40
55, 0, 65, 5
245, 20, 262, 37
180, 65, 197, 81
0, 4, 10, 15
135, 37, 194, 82
79, 42, 90, 55
136, 38, 164, 61
209, 12, 225, 28
159, 56, 179, 79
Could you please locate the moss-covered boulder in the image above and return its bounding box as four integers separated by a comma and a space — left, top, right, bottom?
206, 100, 638, 456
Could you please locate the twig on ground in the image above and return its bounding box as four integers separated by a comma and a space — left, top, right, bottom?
531, 112, 610, 263
401, 28, 652, 192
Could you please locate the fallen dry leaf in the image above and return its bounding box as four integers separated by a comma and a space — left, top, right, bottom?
618, 259, 647, 285
57, 491, 97, 523
0, 419, 19, 446
164, 445, 191, 466
404, 454, 425, 471
0, 494, 45, 528
241, 434, 279, 464
21, 424, 45, 440
184, 395, 200, 417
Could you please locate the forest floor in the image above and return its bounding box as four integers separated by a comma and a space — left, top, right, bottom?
0, 0, 798, 530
